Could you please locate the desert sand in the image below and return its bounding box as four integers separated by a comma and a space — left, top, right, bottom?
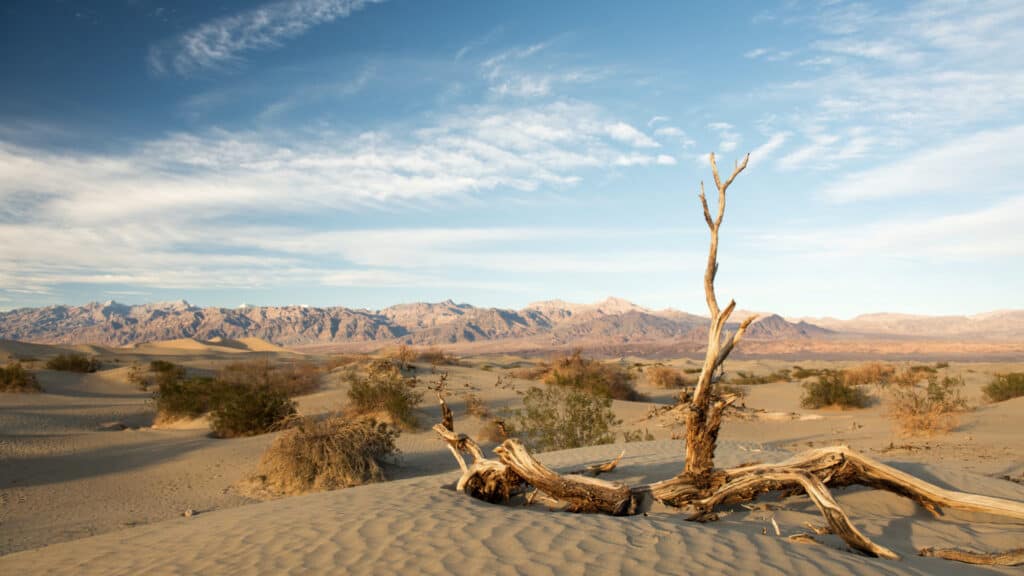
1, 340, 1022, 574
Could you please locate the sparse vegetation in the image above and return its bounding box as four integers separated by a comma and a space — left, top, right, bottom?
462, 392, 489, 418
801, 371, 871, 409
728, 368, 791, 385
505, 385, 620, 452
1, 362, 41, 392
346, 360, 423, 429
149, 359, 178, 373
983, 373, 1024, 403
646, 365, 692, 388
890, 374, 968, 435
622, 428, 655, 443
153, 369, 218, 420
46, 353, 100, 373
416, 348, 461, 366
508, 363, 548, 380
543, 350, 640, 401
842, 362, 896, 388
254, 414, 399, 495
210, 382, 297, 438
218, 359, 321, 397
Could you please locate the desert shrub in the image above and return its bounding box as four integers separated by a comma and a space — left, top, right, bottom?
842, 362, 896, 388
908, 364, 938, 375
505, 385, 620, 452
477, 419, 508, 443
153, 368, 219, 419
801, 372, 870, 409
417, 348, 460, 366
254, 414, 399, 495
890, 374, 968, 435
1, 362, 41, 392
324, 354, 365, 371
509, 363, 548, 380
46, 353, 100, 373
149, 359, 178, 373
210, 383, 296, 438
622, 428, 655, 443
346, 361, 423, 429
462, 392, 490, 418
717, 383, 746, 399
544, 350, 640, 401
127, 362, 153, 390
646, 365, 691, 388
682, 367, 703, 374
729, 369, 791, 385
791, 365, 825, 379
935, 361, 950, 369
386, 344, 418, 370
983, 373, 1024, 403
218, 359, 321, 397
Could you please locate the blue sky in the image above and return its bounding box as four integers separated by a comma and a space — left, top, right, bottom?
1, 0, 1022, 318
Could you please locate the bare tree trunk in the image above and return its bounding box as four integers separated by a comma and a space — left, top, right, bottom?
684, 152, 756, 479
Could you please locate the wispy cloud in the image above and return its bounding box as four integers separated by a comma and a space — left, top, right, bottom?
822, 125, 1024, 202
707, 122, 740, 153
605, 122, 659, 148
150, 0, 382, 75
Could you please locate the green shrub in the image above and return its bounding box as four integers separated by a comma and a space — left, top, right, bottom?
984, 373, 1024, 403
46, 353, 100, 373
210, 383, 296, 438
544, 350, 640, 401
254, 415, 399, 495
346, 361, 423, 429
646, 365, 691, 388
1, 362, 41, 392
891, 374, 968, 435
149, 359, 178, 373
153, 368, 219, 420
801, 372, 870, 409
505, 385, 620, 451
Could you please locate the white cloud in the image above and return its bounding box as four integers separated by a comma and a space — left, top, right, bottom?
656, 154, 677, 166
747, 132, 789, 167
822, 125, 1024, 202
151, 0, 382, 75
707, 122, 740, 153
605, 122, 659, 148
776, 133, 838, 171
744, 48, 768, 59
647, 115, 670, 127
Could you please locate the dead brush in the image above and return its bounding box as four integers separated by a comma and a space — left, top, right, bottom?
253, 413, 399, 496
889, 374, 969, 436
462, 392, 490, 418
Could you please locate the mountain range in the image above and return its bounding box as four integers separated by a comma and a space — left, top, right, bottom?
2, 298, 1021, 356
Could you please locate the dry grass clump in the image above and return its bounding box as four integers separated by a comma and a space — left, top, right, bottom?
254, 414, 399, 496
46, 353, 100, 373
505, 385, 620, 452
346, 360, 423, 429
477, 419, 508, 443
543, 350, 640, 401
416, 347, 461, 366
728, 368, 791, 385
1, 362, 41, 392
983, 373, 1024, 403
890, 374, 968, 435
842, 362, 896, 387
324, 354, 367, 371
801, 371, 871, 409
646, 365, 692, 388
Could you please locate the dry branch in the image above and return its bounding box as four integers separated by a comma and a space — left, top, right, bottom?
918, 546, 1024, 566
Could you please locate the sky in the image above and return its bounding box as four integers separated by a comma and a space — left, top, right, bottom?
1, 0, 1022, 318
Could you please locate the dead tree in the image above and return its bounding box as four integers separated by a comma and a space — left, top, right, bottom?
434, 152, 1024, 564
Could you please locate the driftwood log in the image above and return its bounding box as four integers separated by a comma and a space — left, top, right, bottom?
433, 152, 1024, 563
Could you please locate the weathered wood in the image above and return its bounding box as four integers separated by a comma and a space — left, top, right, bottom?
919, 546, 1024, 566
495, 440, 637, 515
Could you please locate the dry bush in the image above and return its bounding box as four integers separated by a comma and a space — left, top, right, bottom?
842, 362, 896, 388
254, 414, 399, 495
983, 373, 1024, 403
791, 365, 825, 379
46, 353, 100, 373
477, 419, 507, 443
622, 428, 655, 443
543, 350, 640, 401
646, 365, 692, 388
505, 385, 620, 452
728, 368, 791, 385
346, 361, 423, 429
462, 392, 490, 418
508, 363, 548, 380
324, 354, 366, 371
801, 371, 871, 409
218, 359, 321, 397
416, 348, 461, 366
1, 362, 40, 392
890, 374, 968, 435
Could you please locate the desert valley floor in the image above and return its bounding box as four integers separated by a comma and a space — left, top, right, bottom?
1, 338, 1022, 575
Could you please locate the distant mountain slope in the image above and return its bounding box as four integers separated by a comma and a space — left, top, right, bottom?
798, 310, 1024, 340
0, 297, 841, 348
